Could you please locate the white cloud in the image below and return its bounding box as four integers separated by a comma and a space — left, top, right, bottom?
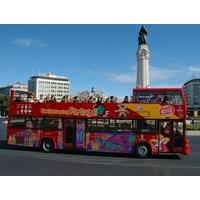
14, 38, 33, 47
151, 83, 182, 88
66, 68, 94, 73
109, 73, 135, 83
85, 69, 94, 74
150, 66, 181, 81
187, 66, 200, 73
13, 38, 47, 48
36, 41, 47, 48
108, 65, 181, 84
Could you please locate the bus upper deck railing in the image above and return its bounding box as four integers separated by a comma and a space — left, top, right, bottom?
10, 88, 186, 106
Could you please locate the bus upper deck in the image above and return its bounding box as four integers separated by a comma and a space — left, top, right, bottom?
8, 89, 187, 120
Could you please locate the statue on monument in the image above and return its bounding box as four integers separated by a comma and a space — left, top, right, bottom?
138, 25, 147, 46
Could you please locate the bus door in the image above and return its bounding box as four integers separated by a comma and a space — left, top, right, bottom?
172, 121, 184, 152
158, 121, 173, 153
64, 119, 76, 149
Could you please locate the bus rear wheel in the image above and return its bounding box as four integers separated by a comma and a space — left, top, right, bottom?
134, 143, 150, 158
41, 139, 55, 152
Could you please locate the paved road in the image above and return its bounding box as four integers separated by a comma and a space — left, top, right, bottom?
0, 123, 200, 175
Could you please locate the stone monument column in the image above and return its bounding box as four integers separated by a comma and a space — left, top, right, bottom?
136, 25, 150, 88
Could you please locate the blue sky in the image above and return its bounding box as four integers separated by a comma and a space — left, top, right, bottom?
0, 24, 200, 97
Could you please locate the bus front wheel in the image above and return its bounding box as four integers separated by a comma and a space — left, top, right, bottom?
41, 139, 55, 153
134, 143, 151, 158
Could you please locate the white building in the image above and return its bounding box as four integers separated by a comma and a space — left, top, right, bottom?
28, 72, 70, 101
0, 82, 27, 95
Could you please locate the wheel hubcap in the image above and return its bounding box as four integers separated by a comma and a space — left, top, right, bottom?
43, 141, 52, 151
138, 146, 148, 157
46, 143, 51, 149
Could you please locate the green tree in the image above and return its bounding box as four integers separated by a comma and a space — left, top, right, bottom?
0, 94, 9, 116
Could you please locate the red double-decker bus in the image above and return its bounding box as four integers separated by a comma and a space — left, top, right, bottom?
6, 88, 190, 158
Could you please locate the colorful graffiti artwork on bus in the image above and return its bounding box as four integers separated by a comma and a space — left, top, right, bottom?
8, 130, 40, 148
76, 120, 85, 149
149, 135, 170, 153
95, 104, 109, 117
115, 104, 129, 118
86, 132, 136, 153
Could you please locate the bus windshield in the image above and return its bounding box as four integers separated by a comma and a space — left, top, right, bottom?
133, 88, 184, 105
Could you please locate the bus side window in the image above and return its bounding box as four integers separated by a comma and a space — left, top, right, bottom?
10, 117, 25, 128
173, 122, 183, 136
158, 91, 182, 105
42, 118, 62, 130
135, 92, 157, 103
25, 117, 43, 129
87, 119, 109, 132
136, 120, 157, 133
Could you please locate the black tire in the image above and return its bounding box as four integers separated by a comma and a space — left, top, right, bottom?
41, 139, 55, 152
134, 143, 150, 158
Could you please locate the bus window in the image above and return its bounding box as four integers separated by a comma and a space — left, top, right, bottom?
42, 118, 63, 130
92, 119, 97, 128
87, 119, 97, 130
109, 119, 116, 129
25, 117, 43, 129
87, 119, 133, 132
10, 117, 25, 128
158, 91, 182, 105
160, 121, 171, 135
136, 120, 157, 133
173, 121, 183, 136
87, 119, 92, 128
97, 119, 109, 129
173, 121, 184, 148
115, 119, 132, 130
135, 91, 157, 103
109, 119, 133, 131
87, 119, 109, 131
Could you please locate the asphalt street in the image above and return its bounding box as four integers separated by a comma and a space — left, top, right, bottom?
0, 123, 200, 175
